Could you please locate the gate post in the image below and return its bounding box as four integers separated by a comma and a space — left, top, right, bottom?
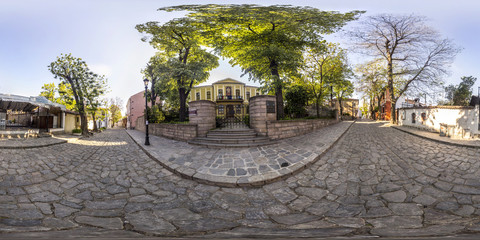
249, 95, 277, 136
189, 100, 216, 137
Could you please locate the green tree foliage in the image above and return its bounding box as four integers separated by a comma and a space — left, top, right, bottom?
109, 97, 123, 128
49, 53, 100, 136
161, 4, 363, 119
302, 43, 348, 117
83, 74, 108, 131
284, 84, 309, 118
350, 14, 460, 123
355, 59, 387, 119
333, 77, 354, 119
145, 105, 165, 124
136, 18, 219, 122
444, 76, 477, 106
57, 82, 77, 110
40, 83, 56, 102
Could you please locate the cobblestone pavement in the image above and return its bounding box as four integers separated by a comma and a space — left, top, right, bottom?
1, 121, 480, 238
392, 125, 480, 148
126, 121, 352, 186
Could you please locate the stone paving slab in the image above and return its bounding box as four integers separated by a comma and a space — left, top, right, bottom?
0, 135, 80, 149
126, 121, 353, 187
392, 125, 480, 148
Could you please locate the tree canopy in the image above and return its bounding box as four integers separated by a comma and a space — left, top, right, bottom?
444, 76, 477, 106
350, 14, 460, 123
137, 17, 219, 121
49, 53, 107, 135
160, 4, 363, 118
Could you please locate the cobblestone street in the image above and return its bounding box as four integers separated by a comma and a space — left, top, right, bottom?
1, 121, 480, 238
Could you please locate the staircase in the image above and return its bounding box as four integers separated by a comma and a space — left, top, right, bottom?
188, 128, 274, 148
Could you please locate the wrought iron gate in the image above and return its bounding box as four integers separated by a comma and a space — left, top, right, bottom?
216, 104, 249, 129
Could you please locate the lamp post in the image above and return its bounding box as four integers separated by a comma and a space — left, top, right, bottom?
143, 78, 150, 146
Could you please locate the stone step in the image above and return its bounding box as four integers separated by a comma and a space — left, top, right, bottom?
209, 128, 255, 134
194, 136, 270, 144
207, 132, 257, 138
187, 140, 274, 148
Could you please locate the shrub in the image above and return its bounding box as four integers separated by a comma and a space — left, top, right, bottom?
72, 128, 82, 134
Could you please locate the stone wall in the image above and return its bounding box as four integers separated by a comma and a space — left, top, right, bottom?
249, 95, 277, 136
135, 116, 197, 141
398, 105, 480, 139
266, 118, 339, 140
188, 100, 216, 137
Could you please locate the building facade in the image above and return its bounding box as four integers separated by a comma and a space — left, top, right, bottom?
189, 78, 261, 117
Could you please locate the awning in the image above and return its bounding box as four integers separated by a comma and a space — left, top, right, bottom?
0, 93, 67, 112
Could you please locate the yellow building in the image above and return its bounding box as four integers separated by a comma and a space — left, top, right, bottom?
190, 78, 261, 117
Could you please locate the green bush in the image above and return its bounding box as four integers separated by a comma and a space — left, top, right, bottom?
284, 84, 309, 118
243, 114, 250, 127
72, 128, 82, 134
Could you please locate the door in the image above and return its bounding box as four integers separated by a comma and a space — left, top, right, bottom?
226, 105, 235, 118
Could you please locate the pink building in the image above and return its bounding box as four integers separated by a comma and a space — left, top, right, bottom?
126, 91, 156, 129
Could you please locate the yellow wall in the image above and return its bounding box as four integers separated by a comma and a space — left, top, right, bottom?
190, 81, 260, 104
65, 114, 80, 134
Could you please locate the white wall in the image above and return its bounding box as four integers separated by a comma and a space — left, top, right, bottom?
398, 105, 479, 139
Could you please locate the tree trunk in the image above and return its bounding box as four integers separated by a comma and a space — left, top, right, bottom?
270, 60, 283, 120
92, 113, 98, 132
316, 97, 320, 118
339, 98, 343, 120
80, 112, 88, 136
387, 65, 396, 123
179, 87, 187, 122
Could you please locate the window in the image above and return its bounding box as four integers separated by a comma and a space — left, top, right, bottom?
411, 113, 416, 124
246, 91, 250, 100
256, 92, 259, 96
207, 91, 211, 100
76, 117, 79, 123
218, 105, 224, 114
218, 89, 223, 99
235, 89, 240, 98
196, 92, 200, 101
236, 105, 241, 114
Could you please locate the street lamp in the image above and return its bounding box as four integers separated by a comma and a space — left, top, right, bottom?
143, 78, 150, 146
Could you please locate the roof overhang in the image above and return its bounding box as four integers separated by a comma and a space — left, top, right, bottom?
0, 93, 66, 112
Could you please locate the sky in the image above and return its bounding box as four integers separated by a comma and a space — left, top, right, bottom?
1, 0, 479, 112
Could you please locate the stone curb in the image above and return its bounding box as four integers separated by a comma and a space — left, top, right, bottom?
126, 121, 354, 188
391, 126, 480, 149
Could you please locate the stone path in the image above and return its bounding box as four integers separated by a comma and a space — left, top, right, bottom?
1, 121, 480, 238
0, 136, 71, 149
126, 121, 353, 186
392, 125, 480, 148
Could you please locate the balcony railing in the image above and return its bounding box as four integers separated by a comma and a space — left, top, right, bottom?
217, 95, 243, 100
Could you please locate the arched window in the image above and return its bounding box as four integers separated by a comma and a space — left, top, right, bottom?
411, 113, 416, 124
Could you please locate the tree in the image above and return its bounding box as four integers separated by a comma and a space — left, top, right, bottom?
136, 18, 219, 122
302, 43, 348, 117
40, 83, 57, 102
284, 84, 309, 118
349, 14, 461, 123
49, 54, 93, 136
444, 76, 477, 106
57, 82, 77, 111
333, 78, 354, 119
109, 97, 123, 128
83, 74, 108, 132
355, 59, 387, 119
162, 5, 363, 119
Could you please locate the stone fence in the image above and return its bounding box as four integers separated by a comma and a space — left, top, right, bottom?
135, 116, 197, 141
398, 105, 480, 139
266, 118, 339, 140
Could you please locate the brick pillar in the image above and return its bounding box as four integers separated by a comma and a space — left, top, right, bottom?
189, 100, 216, 137
249, 95, 277, 136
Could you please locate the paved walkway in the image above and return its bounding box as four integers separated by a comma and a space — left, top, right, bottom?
0, 135, 80, 149
392, 125, 480, 148
126, 121, 353, 187
0, 121, 480, 238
